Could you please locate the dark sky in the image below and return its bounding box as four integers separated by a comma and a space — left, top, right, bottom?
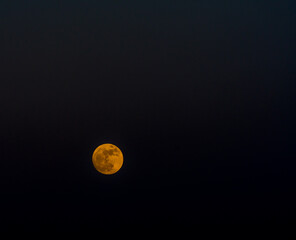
1, 0, 296, 228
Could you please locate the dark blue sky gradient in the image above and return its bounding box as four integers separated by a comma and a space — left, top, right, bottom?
1, 0, 296, 227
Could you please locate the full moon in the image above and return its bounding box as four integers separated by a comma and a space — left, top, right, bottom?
92, 143, 123, 175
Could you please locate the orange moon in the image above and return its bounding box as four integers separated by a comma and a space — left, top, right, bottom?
92, 143, 123, 175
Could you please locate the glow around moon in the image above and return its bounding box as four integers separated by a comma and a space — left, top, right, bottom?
92, 143, 123, 175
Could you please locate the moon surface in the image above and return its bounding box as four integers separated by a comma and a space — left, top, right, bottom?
92, 143, 123, 175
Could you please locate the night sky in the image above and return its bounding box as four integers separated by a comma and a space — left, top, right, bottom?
1, 0, 296, 228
